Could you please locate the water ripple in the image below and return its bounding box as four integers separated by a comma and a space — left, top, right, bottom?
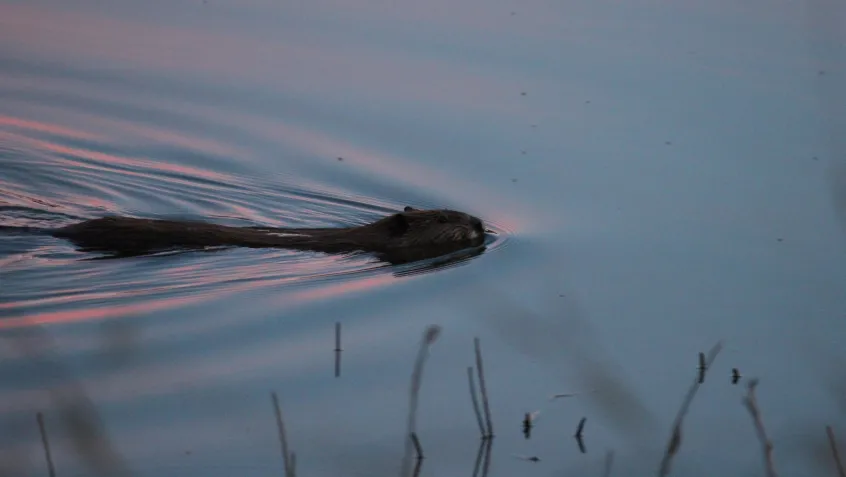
0, 68, 507, 331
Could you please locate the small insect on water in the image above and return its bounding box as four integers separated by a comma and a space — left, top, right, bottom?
522, 411, 540, 439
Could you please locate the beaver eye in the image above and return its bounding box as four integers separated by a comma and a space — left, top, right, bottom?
437, 215, 448, 223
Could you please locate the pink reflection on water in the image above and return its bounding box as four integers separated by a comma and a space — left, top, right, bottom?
146, 255, 394, 306
104, 119, 251, 162
20, 104, 251, 166
271, 271, 396, 303
0, 4, 534, 115
0, 255, 392, 330
222, 203, 268, 223
1, 129, 230, 195
0, 289, 129, 311
45, 142, 232, 186
64, 194, 116, 211
0, 115, 100, 141
0, 296, 203, 330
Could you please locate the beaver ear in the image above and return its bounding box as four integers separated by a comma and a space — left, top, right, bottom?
386, 213, 409, 236
404, 206, 419, 212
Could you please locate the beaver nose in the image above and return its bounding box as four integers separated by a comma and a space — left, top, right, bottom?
472, 219, 495, 235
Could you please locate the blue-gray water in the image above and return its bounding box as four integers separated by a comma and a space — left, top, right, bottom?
1, 1, 845, 476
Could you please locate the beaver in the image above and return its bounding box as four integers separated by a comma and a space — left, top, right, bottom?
39, 206, 489, 264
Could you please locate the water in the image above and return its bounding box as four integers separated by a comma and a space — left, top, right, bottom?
1, 0, 845, 476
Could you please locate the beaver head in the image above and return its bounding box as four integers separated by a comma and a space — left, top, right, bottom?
362, 206, 486, 248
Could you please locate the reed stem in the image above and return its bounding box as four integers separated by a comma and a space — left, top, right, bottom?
36, 412, 56, 477
474, 337, 494, 438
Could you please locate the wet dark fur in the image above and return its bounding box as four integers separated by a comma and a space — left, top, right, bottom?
49, 207, 487, 263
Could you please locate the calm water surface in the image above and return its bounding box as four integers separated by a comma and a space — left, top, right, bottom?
1, 1, 845, 476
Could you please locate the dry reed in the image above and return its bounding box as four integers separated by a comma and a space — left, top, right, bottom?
658, 340, 724, 476
36, 412, 56, 477
467, 366, 486, 438
474, 337, 494, 438
400, 325, 441, 477
271, 391, 295, 477
410, 432, 424, 459
827, 425, 844, 477
742, 379, 777, 477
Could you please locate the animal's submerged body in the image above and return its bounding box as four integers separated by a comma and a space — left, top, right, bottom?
45, 207, 488, 263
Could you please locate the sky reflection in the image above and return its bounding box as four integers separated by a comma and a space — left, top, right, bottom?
1, 0, 844, 475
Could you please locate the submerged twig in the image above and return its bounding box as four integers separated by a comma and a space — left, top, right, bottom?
410, 432, 424, 460
603, 449, 615, 477
480, 438, 493, 477
471, 439, 486, 477
400, 325, 441, 477
36, 412, 56, 477
467, 366, 486, 437
574, 417, 587, 453
411, 457, 423, 477
334, 350, 341, 378
513, 454, 541, 462
334, 322, 342, 378
334, 322, 342, 351
549, 389, 595, 400
271, 392, 295, 477
658, 340, 724, 476
575, 417, 586, 437
742, 379, 777, 477
474, 337, 494, 438
697, 352, 706, 384
575, 436, 587, 454
470, 438, 494, 477
827, 426, 844, 477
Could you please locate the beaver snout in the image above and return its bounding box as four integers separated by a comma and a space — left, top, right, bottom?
469, 216, 494, 242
